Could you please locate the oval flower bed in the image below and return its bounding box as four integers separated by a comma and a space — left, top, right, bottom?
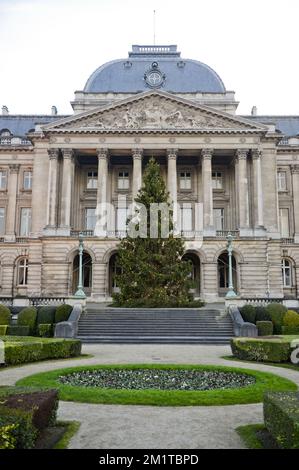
16, 364, 297, 407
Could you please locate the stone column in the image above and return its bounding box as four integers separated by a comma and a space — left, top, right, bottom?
132, 148, 143, 202
291, 165, 299, 243
59, 149, 74, 234
4, 164, 20, 241
95, 148, 109, 237
167, 149, 178, 231
235, 149, 250, 235
252, 149, 265, 233
46, 148, 59, 230
201, 148, 214, 235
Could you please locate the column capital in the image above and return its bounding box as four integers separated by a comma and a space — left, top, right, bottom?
96, 148, 109, 161
235, 148, 249, 161
201, 148, 214, 160
61, 148, 74, 160
291, 164, 299, 175
167, 148, 178, 160
9, 164, 20, 174
47, 148, 59, 160
132, 148, 143, 160
252, 149, 262, 160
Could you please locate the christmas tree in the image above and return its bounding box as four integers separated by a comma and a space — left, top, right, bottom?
112, 158, 202, 307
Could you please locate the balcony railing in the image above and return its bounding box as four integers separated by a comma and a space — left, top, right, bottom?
281, 238, 295, 244
70, 230, 95, 237
216, 230, 240, 239
15, 237, 29, 243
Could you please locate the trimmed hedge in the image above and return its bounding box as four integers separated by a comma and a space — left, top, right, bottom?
55, 304, 72, 324
38, 323, 53, 338
256, 321, 273, 337
283, 310, 299, 327
17, 307, 37, 335
239, 305, 256, 324
0, 325, 7, 336
266, 303, 287, 334
255, 306, 271, 322
7, 325, 30, 336
37, 306, 56, 326
0, 405, 37, 449
231, 337, 292, 362
0, 305, 10, 325
282, 325, 299, 335
0, 337, 82, 365
264, 391, 299, 449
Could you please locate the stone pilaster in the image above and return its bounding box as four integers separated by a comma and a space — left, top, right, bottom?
201, 148, 214, 235
4, 164, 20, 241
58, 149, 74, 235
252, 149, 266, 235
235, 149, 250, 235
95, 148, 109, 237
167, 149, 178, 232
291, 164, 299, 243
45, 149, 59, 231
132, 148, 143, 202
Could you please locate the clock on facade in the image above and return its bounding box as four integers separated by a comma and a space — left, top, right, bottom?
144, 62, 166, 88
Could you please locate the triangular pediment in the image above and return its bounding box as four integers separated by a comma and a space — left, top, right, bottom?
42, 90, 267, 134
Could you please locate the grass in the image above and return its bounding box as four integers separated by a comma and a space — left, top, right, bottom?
236, 424, 266, 449
53, 421, 81, 449
222, 355, 299, 372
16, 363, 297, 407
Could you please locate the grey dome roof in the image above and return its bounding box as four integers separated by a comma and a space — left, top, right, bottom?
84, 45, 226, 94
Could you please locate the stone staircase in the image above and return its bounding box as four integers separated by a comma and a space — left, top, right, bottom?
77, 305, 234, 344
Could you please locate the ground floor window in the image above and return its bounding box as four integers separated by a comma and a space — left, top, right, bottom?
217, 252, 237, 294
72, 251, 92, 295
17, 257, 28, 285
109, 253, 122, 295
182, 252, 201, 295
282, 258, 293, 287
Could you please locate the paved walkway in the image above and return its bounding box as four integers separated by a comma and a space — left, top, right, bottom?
1, 344, 298, 449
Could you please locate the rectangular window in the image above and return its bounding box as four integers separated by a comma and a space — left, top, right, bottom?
20, 208, 31, 236
279, 208, 290, 238
180, 204, 193, 233
85, 208, 96, 231
277, 171, 287, 191
179, 171, 191, 190
118, 171, 129, 190
212, 171, 223, 189
23, 171, 32, 190
87, 171, 98, 189
116, 207, 127, 237
0, 208, 5, 235
214, 208, 224, 231
0, 171, 7, 190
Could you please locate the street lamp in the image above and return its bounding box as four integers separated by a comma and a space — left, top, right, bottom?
225, 232, 237, 298
74, 232, 86, 298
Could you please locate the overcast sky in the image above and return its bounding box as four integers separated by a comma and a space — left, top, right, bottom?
0, 0, 298, 116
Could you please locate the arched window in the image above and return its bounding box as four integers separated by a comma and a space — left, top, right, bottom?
17, 257, 28, 285
282, 258, 293, 287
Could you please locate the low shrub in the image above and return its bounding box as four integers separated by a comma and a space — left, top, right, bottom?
255, 306, 271, 322
240, 305, 256, 324
266, 303, 287, 334
55, 304, 72, 323
17, 307, 37, 335
231, 337, 292, 362
0, 325, 7, 336
0, 405, 37, 449
0, 305, 10, 325
282, 326, 299, 335
7, 325, 30, 336
38, 323, 53, 338
283, 310, 299, 327
264, 391, 299, 449
256, 321, 273, 337
37, 306, 56, 326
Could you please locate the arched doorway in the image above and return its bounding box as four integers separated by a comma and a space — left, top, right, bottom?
108, 253, 122, 296
182, 252, 201, 296
217, 251, 237, 296
72, 251, 92, 296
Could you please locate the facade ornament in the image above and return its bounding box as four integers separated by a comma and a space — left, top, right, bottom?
62, 148, 74, 160
47, 148, 59, 160
291, 164, 299, 174
144, 62, 166, 89
235, 148, 248, 161
201, 148, 214, 160
132, 148, 143, 161
96, 148, 109, 161
9, 164, 20, 173
167, 148, 178, 160
252, 149, 262, 160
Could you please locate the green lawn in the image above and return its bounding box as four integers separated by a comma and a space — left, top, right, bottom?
16, 363, 297, 407
236, 424, 266, 449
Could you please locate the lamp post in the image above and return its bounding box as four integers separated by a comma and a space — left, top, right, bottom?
226, 232, 237, 298
74, 232, 86, 298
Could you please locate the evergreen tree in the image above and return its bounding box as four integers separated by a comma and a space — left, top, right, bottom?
112, 158, 198, 307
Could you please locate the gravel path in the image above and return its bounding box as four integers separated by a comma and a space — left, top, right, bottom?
1, 344, 298, 449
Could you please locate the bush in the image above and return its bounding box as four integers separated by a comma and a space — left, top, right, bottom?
55, 304, 72, 323
0, 325, 7, 335
231, 337, 292, 362
38, 323, 53, 338
264, 392, 299, 449
255, 306, 271, 322
17, 307, 37, 335
0, 305, 10, 325
0, 405, 37, 449
283, 310, 299, 327
266, 303, 287, 334
37, 306, 56, 326
7, 325, 30, 336
256, 321, 273, 336
240, 305, 256, 324
282, 326, 299, 335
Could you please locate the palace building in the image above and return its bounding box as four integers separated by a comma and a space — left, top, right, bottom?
1, 44, 299, 303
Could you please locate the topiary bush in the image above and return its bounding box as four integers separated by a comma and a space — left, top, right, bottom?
0, 405, 37, 449
0, 305, 10, 325
37, 306, 56, 326
282, 326, 299, 335
17, 307, 37, 335
264, 391, 299, 449
55, 304, 72, 323
0, 325, 8, 336
38, 324, 53, 338
256, 321, 274, 337
7, 326, 30, 336
255, 306, 271, 322
266, 303, 287, 334
283, 310, 299, 327
231, 337, 292, 362
240, 305, 256, 324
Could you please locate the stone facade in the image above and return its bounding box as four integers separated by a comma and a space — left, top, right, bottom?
1, 45, 299, 303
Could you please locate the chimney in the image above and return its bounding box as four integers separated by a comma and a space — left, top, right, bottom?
2, 105, 9, 115
251, 106, 257, 116
51, 105, 57, 116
